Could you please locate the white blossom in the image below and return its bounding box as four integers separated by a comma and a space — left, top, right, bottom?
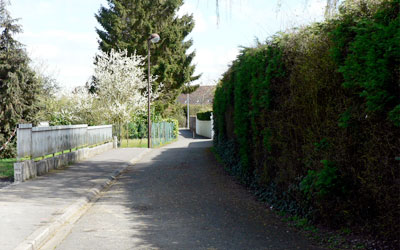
93, 49, 159, 125
48, 49, 160, 126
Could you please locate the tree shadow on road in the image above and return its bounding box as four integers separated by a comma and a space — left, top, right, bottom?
178, 129, 211, 140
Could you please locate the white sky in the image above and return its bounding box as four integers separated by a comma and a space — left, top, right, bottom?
9, 0, 325, 90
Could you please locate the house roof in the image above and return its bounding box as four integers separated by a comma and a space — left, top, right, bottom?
177, 85, 216, 105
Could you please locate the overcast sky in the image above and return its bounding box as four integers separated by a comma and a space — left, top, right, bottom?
9, 0, 325, 90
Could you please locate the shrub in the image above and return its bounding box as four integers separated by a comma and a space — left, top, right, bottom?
300, 160, 343, 200
331, 0, 400, 126
196, 111, 212, 121
162, 118, 179, 138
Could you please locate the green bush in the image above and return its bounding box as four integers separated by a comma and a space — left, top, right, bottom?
300, 160, 343, 200
164, 102, 212, 127
196, 111, 212, 121
162, 118, 179, 138
213, 0, 399, 241
331, 0, 400, 126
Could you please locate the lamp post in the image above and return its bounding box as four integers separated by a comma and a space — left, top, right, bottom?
147, 33, 160, 148
187, 91, 190, 129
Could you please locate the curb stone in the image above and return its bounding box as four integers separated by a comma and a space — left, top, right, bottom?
14, 149, 151, 250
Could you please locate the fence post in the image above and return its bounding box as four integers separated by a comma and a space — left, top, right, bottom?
162, 122, 165, 144
158, 123, 161, 146
17, 124, 32, 161
210, 113, 214, 139
85, 125, 88, 148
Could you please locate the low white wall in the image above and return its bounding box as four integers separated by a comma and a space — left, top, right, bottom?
14, 142, 113, 182
196, 119, 212, 139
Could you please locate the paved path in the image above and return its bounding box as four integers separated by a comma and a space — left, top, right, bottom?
0, 147, 149, 250
53, 130, 323, 250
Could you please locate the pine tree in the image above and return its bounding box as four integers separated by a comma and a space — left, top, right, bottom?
94, 0, 200, 112
0, 0, 41, 157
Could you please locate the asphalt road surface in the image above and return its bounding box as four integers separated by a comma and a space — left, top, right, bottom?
53, 130, 323, 250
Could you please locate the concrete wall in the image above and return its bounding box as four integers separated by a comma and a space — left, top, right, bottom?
14, 142, 113, 182
196, 119, 213, 139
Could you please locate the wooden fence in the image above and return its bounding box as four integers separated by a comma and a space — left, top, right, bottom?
17, 124, 112, 159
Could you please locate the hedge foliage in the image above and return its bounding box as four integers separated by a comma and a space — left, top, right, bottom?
196, 111, 212, 121
213, 0, 399, 240
161, 118, 179, 139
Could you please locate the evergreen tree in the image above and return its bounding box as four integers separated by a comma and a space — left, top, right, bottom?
0, 0, 41, 157
181, 82, 199, 95
94, 0, 200, 112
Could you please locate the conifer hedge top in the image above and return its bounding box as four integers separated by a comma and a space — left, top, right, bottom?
94, 0, 200, 110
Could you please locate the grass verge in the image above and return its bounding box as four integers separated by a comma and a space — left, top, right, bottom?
0, 158, 16, 180
120, 138, 178, 148
152, 138, 178, 148
0, 142, 110, 180
120, 139, 148, 148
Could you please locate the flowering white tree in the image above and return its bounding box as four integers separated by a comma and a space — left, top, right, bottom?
93, 49, 157, 126
44, 87, 99, 125
44, 49, 161, 130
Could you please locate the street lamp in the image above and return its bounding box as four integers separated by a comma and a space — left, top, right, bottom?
147, 33, 160, 148
187, 91, 190, 129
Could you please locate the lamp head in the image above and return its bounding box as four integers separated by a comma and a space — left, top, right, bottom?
148, 33, 160, 43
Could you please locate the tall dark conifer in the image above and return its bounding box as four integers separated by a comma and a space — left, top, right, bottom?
94, 0, 200, 111
0, 0, 41, 157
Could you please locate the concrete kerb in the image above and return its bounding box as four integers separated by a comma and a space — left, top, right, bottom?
14, 148, 151, 250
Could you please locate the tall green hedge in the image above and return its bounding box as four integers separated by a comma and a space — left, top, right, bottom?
213, 0, 399, 240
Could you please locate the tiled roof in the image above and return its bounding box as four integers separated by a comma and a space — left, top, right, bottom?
177, 85, 216, 105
